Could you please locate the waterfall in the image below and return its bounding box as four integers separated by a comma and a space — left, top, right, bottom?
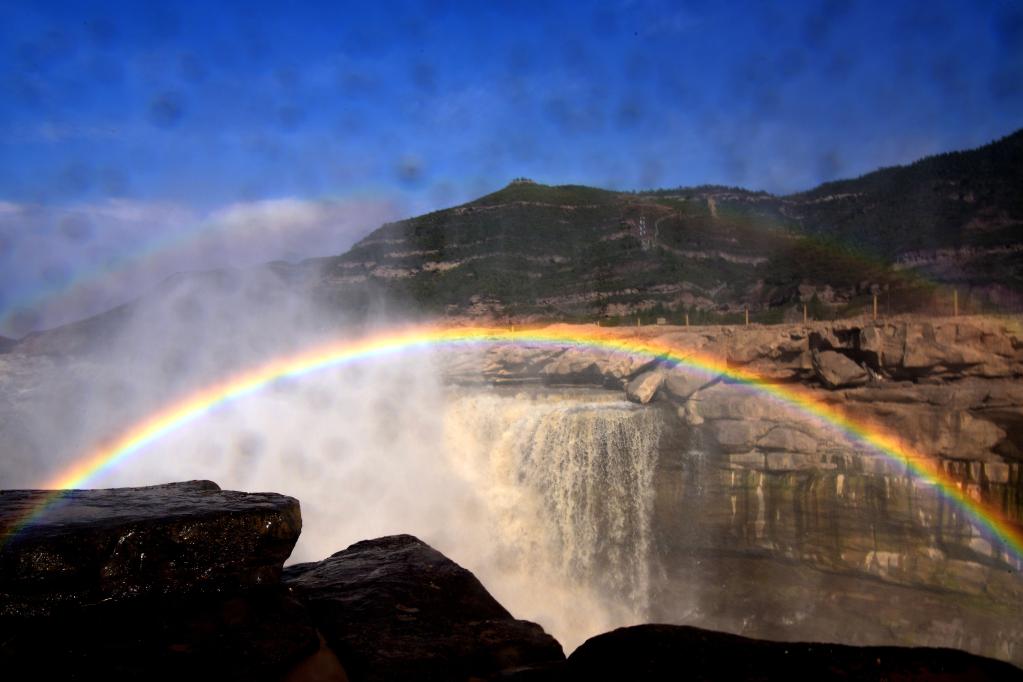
443, 388, 663, 649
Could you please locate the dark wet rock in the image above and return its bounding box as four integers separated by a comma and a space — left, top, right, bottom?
565, 624, 1023, 681
491, 661, 568, 680
0, 587, 323, 681
0, 336, 15, 353
0, 480, 301, 615
283, 632, 350, 682
283, 534, 565, 682
0, 480, 327, 681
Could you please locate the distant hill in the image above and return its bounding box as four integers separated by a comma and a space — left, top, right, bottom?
312, 181, 799, 322
785, 129, 1023, 256
306, 130, 1022, 323
12, 130, 1023, 353
316, 188, 875, 322
780, 129, 1023, 295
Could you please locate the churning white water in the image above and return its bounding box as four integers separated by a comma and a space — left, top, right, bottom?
442, 388, 663, 649
16, 348, 665, 651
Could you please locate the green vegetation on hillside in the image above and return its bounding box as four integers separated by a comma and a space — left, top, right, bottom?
469, 182, 622, 207
786, 129, 1023, 255
313, 129, 1023, 322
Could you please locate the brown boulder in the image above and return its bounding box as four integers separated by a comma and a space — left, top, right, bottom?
812, 349, 869, 389
625, 370, 665, 404
708, 419, 773, 453
539, 349, 603, 384
757, 426, 819, 453
662, 367, 715, 402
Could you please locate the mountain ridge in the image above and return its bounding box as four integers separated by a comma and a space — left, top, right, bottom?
7, 129, 1022, 351
310, 127, 1022, 322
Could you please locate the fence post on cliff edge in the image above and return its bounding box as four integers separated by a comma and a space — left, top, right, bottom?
803, 304, 808, 325
745, 307, 749, 327
685, 313, 689, 328
954, 289, 959, 317
873, 294, 878, 321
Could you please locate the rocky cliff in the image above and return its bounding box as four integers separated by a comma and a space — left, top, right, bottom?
1, 481, 1018, 680
438, 315, 1023, 663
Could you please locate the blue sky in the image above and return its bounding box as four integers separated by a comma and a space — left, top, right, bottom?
0, 0, 1021, 334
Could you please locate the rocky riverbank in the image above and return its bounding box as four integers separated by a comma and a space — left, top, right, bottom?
436, 316, 1023, 662
2, 481, 1019, 681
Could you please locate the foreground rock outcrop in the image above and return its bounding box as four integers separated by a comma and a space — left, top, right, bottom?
566, 625, 1023, 681
0, 481, 324, 680
0, 480, 301, 615
0, 481, 564, 681
284, 535, 565, 681
1, 481, 1020, 680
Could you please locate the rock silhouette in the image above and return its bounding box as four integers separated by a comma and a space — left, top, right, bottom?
1, 481, 1019, 680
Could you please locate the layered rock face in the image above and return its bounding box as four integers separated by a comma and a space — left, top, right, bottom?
439, 316, 1023, 664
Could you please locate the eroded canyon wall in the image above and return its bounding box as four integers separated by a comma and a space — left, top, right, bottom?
440, 316, 1023, 664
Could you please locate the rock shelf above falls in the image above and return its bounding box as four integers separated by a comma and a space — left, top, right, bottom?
439, 316, 1023, 494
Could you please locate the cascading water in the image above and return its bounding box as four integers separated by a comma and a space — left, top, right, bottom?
54, 353, 671, 652
442, 387, 663, 649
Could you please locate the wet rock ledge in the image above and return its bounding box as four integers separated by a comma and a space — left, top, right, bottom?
1, 481, 1020, 681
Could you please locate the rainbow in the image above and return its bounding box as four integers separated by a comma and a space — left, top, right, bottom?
0, 209, 219, 334
3, 324, 1022, 565
0, 194, 393, 336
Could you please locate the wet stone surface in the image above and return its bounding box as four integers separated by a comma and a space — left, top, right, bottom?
0, 587, 322, 681
284, 534, 565, 682
0, 480, 302, 615
566, 624, 1023, 681
0, 480, 318, 681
